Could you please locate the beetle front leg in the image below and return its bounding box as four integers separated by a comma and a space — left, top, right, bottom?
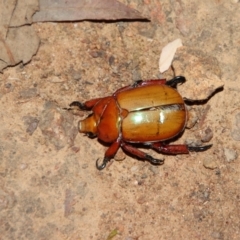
96, 140, 121, 170
151, 142, 212, 154
121, 143, 164, 165
96, 157, 110, 170
70, 98, 102, 111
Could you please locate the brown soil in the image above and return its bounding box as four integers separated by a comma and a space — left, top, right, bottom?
1, 1, 240, 239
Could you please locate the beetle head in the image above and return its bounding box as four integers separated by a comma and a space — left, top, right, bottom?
78, 114, 97, 136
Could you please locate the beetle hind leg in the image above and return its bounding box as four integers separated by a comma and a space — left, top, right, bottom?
151, 142, 212, 154
188, 144, 212, 152
121, 143, 164, 165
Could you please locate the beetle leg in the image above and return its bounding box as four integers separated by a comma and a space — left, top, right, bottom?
121, 143, 164, 165
70, 98, 102, 110
113, 79, 168, 95
69, 101, 88, 110
132, 79, 167, 88
96, 157, 110, 170
114, 76, 185, 96
188, 144, 212, 152
166, 76, 186, 88
151, 143, 189, 154
96, 140, 121, 170
151, 142, 212, 154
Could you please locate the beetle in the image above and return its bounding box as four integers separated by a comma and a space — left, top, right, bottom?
69, 76, 212, 170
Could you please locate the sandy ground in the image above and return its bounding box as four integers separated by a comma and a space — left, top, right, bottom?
1, 1, 240, 239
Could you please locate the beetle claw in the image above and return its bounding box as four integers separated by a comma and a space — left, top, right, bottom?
166, 76, 186, 88
188, 144, 212, 152
132, 80, 143, 87
69, 101, 87, 110
145, 154, 164, 165
96, 157, 110, 170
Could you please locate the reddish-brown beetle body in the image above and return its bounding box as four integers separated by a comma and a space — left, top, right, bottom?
70, 76, 211, 170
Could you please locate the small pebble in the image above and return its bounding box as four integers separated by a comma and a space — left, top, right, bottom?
186, 108, 198, 129
50, 76, 64, 83
203, 157, 218, 169
231, 112, 240, 141
19, 163, 28, 170
200, 126, 213, 142
224, 148, 238, 162
19, 88, 38, 98
23, 116, 39, 135
114, 148, 126, 161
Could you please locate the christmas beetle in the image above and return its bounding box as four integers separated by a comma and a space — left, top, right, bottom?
69, 76, 212, 170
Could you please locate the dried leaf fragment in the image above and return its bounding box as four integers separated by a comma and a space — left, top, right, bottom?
33, 0, 147, 22
159, 38, 183, 73
0, 0, 39, 71
0, 26, 40, 71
